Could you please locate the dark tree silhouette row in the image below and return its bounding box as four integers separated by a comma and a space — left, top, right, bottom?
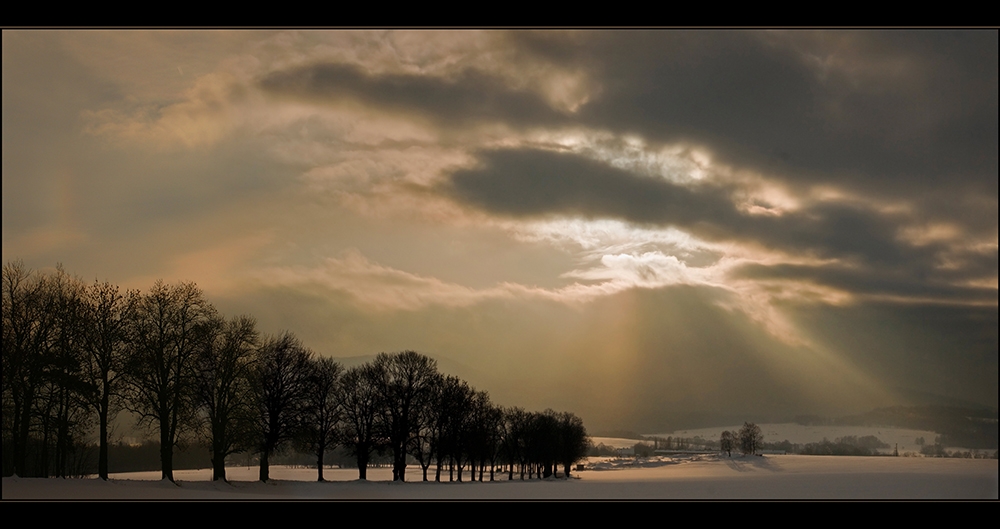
2, 261, 589, 482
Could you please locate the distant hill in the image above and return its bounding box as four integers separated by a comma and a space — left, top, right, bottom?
831, 405, 998, 449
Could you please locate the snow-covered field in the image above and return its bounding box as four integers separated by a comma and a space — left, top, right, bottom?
4, 454, 996, 500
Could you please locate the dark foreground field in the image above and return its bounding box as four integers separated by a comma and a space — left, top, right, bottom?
4, 454, 997, 500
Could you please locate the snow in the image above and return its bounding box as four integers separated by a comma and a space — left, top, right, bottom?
4, 455, 996, 500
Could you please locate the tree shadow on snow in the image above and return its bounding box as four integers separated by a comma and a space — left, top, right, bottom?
724, 455, 783, 473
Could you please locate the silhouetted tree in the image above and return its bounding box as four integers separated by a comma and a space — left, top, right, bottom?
79, 279, 137, 480
123, 280, 215, 482
298, 356, 343, 482
738, 422, 763, 456
196, 314, 258, 481
251, 332, 314, 482
371, 351, 439, 482
504, 406, 532, 480
462, 390, 505, 482
440, 375, 476, 481
3, 261, 58, 476
40, 267, 91, 478
535, 410, 559, 478
465, 390, 490, 481
426, 375, 472, 482
720, 430, 735, 457
408, 371, 444, 481
2, 260, 598, 483
480, 397, 505, 481
4, 264, 103, 477
556, 411, 588, 478
339, 362, 383, 480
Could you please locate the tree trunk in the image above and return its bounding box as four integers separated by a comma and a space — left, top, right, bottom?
356, 450, 369, 480
16, 391, 33, 476
393, 450, 406, 482
212, 453, 227, 481
160, 429, 174, 482
98, 394, 109, 480
259, 450, 270, 482
211, 437, 227, 481
317, 450, 325, 482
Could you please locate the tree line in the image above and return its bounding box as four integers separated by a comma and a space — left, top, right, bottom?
2, 261, 589, 482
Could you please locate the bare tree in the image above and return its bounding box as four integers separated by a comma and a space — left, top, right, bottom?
483, 403, 506, 481
720, 430, 735, 457
339, 362, 383, 480
738, 422, 763, 456
196, 314, 259, 481
2, 265, 132, 478
3, 261, 58, 477
4, 264, 108, 478
428, 374, 472, 482
466, 390, 500, 482
371, 351, 439, 482
536, 410, 560, 478
79, 279, 137, 480
123, 280, 214, 482
556, 411, 588, 478
251, 332, 314, 482
40, 266, 91, 478
408, 371, 444, 481
298, 356, 343, 482
437, 374, 475, 482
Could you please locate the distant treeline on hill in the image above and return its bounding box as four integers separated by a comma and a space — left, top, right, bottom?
795, 406, 998, 450
591, 432, 998, 459
2, 261, 589, 483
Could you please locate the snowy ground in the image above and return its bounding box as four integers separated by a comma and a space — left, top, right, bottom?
4, 454, 996, 500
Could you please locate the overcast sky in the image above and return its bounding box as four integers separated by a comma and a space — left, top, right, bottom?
3, 30, 996, 432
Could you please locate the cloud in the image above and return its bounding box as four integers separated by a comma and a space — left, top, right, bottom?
526, 30, 997, 198
255, 250, 527, 311
443, 146, 996, 311
444, 147, 739, 225
258, 61, 572, 129
253, 247, 731, 313
254, 30, 997, 205
732, 261, 998, 306
81, 70, 260, 150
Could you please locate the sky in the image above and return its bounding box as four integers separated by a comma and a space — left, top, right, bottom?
3, 30, 997, 432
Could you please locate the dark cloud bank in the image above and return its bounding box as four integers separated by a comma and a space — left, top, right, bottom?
514, 30, 998, 197
445, 147, 996, 306
261, 31, 997, 200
